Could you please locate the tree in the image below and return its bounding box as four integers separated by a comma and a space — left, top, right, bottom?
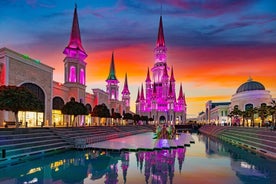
268, 100, 276, 127
243, 106, 255, 127
133, 114, 140, 124
255, 103, 270, 127
62, 97, 88, 127
0, 85, 43, 128
91, 103, 110, 125
123, 113, 133, 124
228, 105, 242, 125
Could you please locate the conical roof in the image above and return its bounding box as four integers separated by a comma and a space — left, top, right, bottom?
170, 66, 175, 82
122, 73, 130, 95
156, 16, 165, 47
136, 88, 140, 103
178, 83, 184, 100
106, 52, 118, 82
140, 84, 145, 100
63, 4, 87, 57
145, 67, 151, 82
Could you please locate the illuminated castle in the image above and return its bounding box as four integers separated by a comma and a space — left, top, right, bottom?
136, 16, 187, 124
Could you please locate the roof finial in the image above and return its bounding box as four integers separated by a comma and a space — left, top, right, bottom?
248, 76, 253, 82
161, 2, 163, 16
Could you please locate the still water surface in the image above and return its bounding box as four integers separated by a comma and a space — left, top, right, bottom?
0, 133, 275, 184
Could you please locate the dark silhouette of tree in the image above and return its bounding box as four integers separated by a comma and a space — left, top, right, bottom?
255, 103, 269, 127
91, 103, 110, 125
268, 100, 276, 127
141, 115, 149, 124
62, 97, 88, 127
0, 85, 43, 128
228, 105, 242, 125
133, 114, 140, 124
243, 106, 255, 127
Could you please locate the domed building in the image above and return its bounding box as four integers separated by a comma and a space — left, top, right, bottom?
230, 77, 272, 111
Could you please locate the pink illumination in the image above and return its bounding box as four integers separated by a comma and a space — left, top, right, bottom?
136, 15, 186, 123
69, 66, 76, 82
63, 5, 87, 60
80, 68, 85, 84
0, 63, 5, 85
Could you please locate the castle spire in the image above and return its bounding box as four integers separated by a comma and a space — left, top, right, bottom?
145, 67, 151, 82
140, 84, 145, 100
178, 83, 184, 100
63, 4, 87, 59
136, 88, 140, 103
156, 16, 165, 47
122, 73, 130, 95
106, 52, 118, 82
170, 66, 175, 82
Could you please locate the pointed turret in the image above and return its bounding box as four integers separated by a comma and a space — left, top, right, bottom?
156, 16, 165, 47
63, 4, 87, 59
140, 84, 145, 100
106, 52, 118, 82
170, 66, 175, 82
178, 83, 184, 100
145, 67, 151, 82
136, 88, 140, 103
122, 73, 130, 95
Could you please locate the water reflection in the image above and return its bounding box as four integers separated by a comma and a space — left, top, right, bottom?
198, 133, 276, 183
0, 134, 275, 183
135, 148, 185, 184
0, 148, 186, 184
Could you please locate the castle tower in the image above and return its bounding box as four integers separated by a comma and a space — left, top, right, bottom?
136, 14, 187, 124
170, 66, 176, 99
106, 52, 119, 101
63, 4, 87, 102
121, 73, 130, 112
152, 16, 168, 84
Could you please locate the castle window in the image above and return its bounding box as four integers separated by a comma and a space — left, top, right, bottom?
80, 68, 85, 84
69, 66, 76, 82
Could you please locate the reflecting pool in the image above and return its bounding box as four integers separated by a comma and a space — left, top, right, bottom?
0, 133, 275, 184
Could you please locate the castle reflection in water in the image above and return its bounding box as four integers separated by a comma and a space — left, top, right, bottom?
1, 135, 275, 183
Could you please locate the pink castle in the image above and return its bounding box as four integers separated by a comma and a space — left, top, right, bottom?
136, 16, 187, 125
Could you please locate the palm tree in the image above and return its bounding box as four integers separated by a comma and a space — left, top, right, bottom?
255, 103, 270, 127
0, 85, 43, 128
228, 105, 242, 126
268, 100, 276, 127
62, 97, 88, 127
244, 106, 255, 127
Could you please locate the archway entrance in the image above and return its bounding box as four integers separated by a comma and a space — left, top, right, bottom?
18, 83, 45, 127
159, 116, 166, 124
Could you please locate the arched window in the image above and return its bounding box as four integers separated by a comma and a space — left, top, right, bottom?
80, 68, 85, 85
21, 83, 45, 112
245, 104, 253, 111
69, 66, 76, 82
53, 97, 64, 110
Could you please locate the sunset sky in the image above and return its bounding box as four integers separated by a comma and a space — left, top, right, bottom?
1, 0, 276, 118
